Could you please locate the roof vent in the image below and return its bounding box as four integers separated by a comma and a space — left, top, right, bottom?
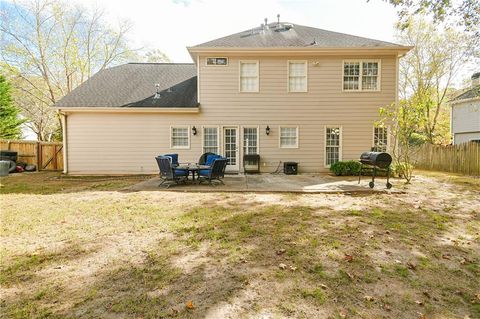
284, 23, 293, 30
310, 38, 317, 46
264, 18, 269, 30
472, 72, 480, 87
276, 14, 280, 27
153, 84, 161, 99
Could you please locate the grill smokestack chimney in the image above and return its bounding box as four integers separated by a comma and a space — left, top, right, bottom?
277, 14, 280, 27
264, 18, 269, 30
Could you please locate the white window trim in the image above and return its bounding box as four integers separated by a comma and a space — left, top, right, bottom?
324, 125, 343, 168
205, 57, 229, 66
239, 60, 260, 93
201, 125, 220, 154
372, 125, 390, 152
279, 126, 299, 149
287, 60, 308, 93
170, 125, 190, 149
241, 125, 260, 156
342, 59, 381, 92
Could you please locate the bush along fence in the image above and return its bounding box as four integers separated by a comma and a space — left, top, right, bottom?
412, 142, 480, 176
0, 139, 63, 171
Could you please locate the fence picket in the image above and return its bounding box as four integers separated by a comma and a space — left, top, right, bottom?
0, 139, 63, 171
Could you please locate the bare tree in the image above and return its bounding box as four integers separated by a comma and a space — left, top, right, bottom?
0, 0, 139, 141
397, 17, 477, 144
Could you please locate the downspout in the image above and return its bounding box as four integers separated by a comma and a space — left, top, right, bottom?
59, 111, 68, 174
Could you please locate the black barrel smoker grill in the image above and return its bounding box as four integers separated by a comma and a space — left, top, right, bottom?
358, 151, 393, 189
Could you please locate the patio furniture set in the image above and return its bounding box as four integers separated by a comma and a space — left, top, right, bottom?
155, 152, 227, 188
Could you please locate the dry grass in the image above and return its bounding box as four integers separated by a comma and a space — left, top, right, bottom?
0, 172, 479, 318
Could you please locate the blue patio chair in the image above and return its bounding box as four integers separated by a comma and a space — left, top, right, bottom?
198, 158, 227, 185
163, 153, 179, 167
204, 154, 222, 166
155, 156, 188, 188
198, 152, 216, 165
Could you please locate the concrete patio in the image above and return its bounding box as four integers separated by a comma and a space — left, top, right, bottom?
128, 173, 399, 193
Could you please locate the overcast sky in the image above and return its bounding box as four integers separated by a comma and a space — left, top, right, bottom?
72, 0, 400, 62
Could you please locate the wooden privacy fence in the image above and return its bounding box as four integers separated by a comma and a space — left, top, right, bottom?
413, 142, 480, 176
0, 139, 63, 171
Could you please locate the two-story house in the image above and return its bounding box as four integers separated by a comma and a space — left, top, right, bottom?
55, 21, 412, 174
450, 72, 480, 145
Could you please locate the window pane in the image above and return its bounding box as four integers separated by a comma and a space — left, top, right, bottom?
240, 62, 258, 92
172, 127, 189, 148
362, 62, 378, 90
243, 127, 258, 155
325, 127, 340, 165
289, 62, 307, 92
343, 62, 360, 90
374, 127, 387, 152
203, 127, 218, 153
280, 127, 297, 147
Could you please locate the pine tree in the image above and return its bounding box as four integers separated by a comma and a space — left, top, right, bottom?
0, 75, 25, 139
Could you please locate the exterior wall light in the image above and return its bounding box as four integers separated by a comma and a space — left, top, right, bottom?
192, 126, 197, 136
266, 125, 270, 135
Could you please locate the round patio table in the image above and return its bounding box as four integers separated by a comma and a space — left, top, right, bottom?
176, 164, 211, 182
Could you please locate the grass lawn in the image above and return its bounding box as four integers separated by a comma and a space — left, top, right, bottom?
0, 171, 479, 318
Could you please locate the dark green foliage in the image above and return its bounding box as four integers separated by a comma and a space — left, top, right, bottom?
329, 160, 362, 176
0, 75, 25, 139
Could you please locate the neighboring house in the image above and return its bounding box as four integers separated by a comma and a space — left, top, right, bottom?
55, 21, 412, 174
450, 72, 480, 145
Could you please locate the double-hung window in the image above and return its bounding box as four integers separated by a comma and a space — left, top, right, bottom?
240, 61, 259, 92
243, 127, 258, 155
288, 61, 307, 92
171, 127, 189, 149
343, 60, 380, 91
373, 126, 388, 152
325, 126, 342, 166
203, 127, 219, 153
280, 127, 298, 148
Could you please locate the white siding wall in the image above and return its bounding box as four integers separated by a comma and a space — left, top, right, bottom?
66, 55, 398, 174
452, 100, 480, 143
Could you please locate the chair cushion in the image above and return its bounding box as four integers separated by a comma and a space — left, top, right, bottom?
164, 154, 179, 165
174, 169, 188, 176
198, 169, 211, 176
205, 154, 221, 166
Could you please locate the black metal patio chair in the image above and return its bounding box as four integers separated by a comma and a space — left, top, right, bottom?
155, 156, 188, 188
198, 158, 227, 185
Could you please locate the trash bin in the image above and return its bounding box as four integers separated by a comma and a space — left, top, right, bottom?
283, 162, 298, 175
0, 160, 10, 176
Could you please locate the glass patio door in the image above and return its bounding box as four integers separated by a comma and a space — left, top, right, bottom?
223, 127, 239, 172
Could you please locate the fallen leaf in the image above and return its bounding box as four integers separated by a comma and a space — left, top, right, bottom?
407, 262, 417, 270
441, 254, 451, 260
278, 263, 287, 270
289, 266, 297, 271
383, 304, 392, 311
423, 291, 431, 299
415, 300, 424, 306
276, 248, 286, 255
385, 250, 392, 255
344, 254, 353, 262
417, 312, 427, 319
185, 301, 194, 309
364, 295, 374, 302
320, 284, 328, 290
338, 309, 347, 318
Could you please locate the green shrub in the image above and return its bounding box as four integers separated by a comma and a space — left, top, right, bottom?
329, 160, 361, 176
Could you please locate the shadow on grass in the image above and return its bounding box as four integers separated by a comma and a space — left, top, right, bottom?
3, 203, 480, 318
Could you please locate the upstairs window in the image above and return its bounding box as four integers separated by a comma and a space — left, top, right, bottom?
288, 61, 307, 92
171, 127, 190, 149
206, 57, 228, 66
343, 60, 380, 91
239, 61, 259, 92
373, 126, 388, 152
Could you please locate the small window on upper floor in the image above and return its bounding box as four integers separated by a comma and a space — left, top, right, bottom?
343, 60, 380, 91
239, 61, 259, 92
206, 57, 228, 66
288, 61, 307, 92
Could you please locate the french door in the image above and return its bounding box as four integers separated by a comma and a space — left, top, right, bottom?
223, 127, 239, 172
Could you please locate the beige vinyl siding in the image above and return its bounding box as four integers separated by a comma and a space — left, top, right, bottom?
66, 54, 397, 174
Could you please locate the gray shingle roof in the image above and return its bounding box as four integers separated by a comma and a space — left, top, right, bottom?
192, 22, 402, 48
55, 63, 198, 108
451, 85, 480, 103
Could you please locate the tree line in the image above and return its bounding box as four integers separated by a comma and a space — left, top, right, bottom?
0, 0, 169, 141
